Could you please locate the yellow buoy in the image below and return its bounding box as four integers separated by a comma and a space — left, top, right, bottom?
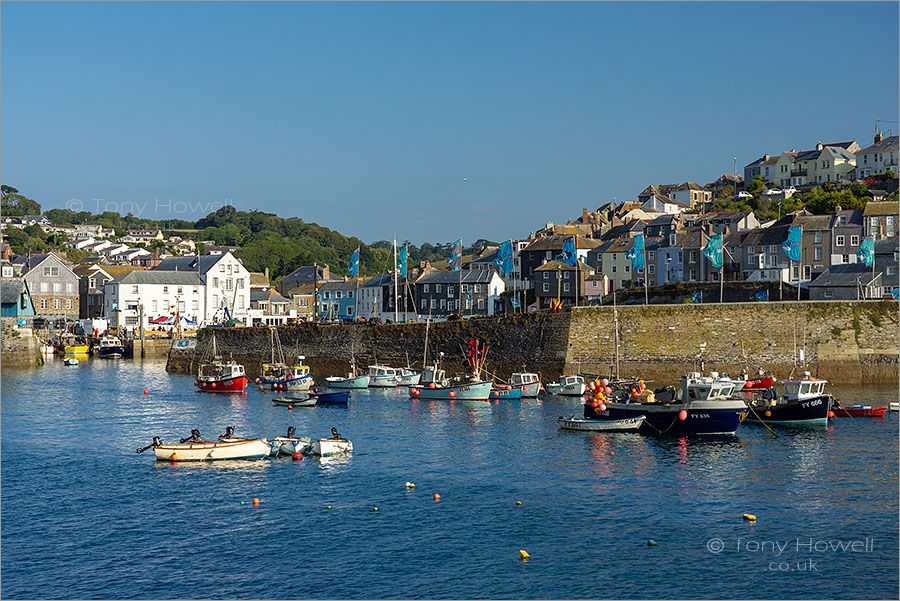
518, 549, 530, 560
764, 410, 771, 417
743, 513, 757, 522
515, 501, 522, 506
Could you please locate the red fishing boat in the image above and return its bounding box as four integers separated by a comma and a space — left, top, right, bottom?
739, 373, 776, 390
831, 402, 888, 418
194, 333, 248, 393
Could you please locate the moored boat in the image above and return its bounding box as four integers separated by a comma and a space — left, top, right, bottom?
137, 429, 271, 461
490, 385, 524, 400
368, 365, 399, 387
558, 415, 645, 432
273, 395, 317, 407
396, 367, 421, 386
830, 401, 887, 418
325, 357, 370, 389
309, 388, 351, 405
510, 371, 542, 397
196, 360, 248, 393
95, 335, 125, 358
546, 375, 586, 396
64, 344, 90, 354
301, 428, 353, 456
583, 373, 750, 435
269, 427, 312, 455
63, 356, 80, 366
744, 373, 832, 426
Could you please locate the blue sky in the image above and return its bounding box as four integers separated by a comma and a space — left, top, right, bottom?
3, 2, 898, 244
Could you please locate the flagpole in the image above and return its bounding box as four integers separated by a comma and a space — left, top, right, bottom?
393, 237, 399, 322
354, 247, 360, 320
872, 238, 876, 298
643, 241, 649, 306
458, 238, 463, 316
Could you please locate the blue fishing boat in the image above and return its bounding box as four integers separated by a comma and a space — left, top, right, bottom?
310, 389, 351, 405
583, 373, 749, 435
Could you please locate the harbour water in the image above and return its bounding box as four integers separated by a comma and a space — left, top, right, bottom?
2, 358, 898, 599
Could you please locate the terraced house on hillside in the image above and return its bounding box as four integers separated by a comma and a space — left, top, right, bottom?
15, 253, 79, 320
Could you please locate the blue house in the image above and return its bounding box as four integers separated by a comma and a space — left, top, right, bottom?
319, 280, 359, 321
1, 278, 36, 319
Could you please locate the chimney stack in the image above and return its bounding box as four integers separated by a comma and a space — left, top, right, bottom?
834, 204, 842, 214
816, 141, 823, 151
875, 131, 883, 144
264, 267, 269, 282
582, 208, 589, 222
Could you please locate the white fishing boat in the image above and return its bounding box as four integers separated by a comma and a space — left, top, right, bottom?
545, 375, 586, 396
302, 428, 353, 457
272, 395, 317, 407
95, 335, 125, 358
368, 364, 399, 387
510, 371, 542, 397
558, 415, 645, 432
396, 367, 421, 386
40, 344, 56, 355
269, 427, 312, 456
137, 429, 271, 462
409, 341, 494, 401
325, 356, 370, 388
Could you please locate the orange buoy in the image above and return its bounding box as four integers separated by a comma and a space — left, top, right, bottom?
828, 410, 835, 418
449, 391, 456, 398
143, 389, 149, 395
433, 493, 440, 501
170, 453, 178, 461
252, 498, 260, 506
292, 452, 302, 461
429, 382, 436, 389
194, 381, 199, 386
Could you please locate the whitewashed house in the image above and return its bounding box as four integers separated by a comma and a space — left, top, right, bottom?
153, 251, 251, 324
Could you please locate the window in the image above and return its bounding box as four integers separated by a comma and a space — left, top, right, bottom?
871, 217, 879, 226
836, 235, 845, 246
815, 231, 823, 243
192, 300, 199, 311
347, 306, 353, 316
440, 299, 446, 309
545, 251, 552, 260
226, 278, 233, 291
430, 299, 436, 309
689, 250, 697, 263
768, 254, 776, 267
543, 283, 550, 292
803, 265, 811, 280
348, 291, 353, 299
219, 264, 225, 272
447, 286, 454, 297
132, 285, 139, 294
299, 298, 309, 307
563, 271, 570, 279
236, 279, 244, 289
886, 266, 896, 276
543, 272, 549, 280
193, 287, 198, 294
611, 266, 616, 273
648, 250, 655, 261
823, 289, 832, 299
336, 291, 342, 299
66, 298, 74, 310
40, 282, 48, 292
227, 264, 233, 275
40, 298, 48, 310
842, 254, 849, 264
125, 316, 139, 326
648, 264, 655, 274
474, 284, 481, 293
421, 298, 426, 310
163, 286, 169, 294
43, 266, 59, 277
54, 298, 61, 310
178, 301, 185, 312
423, 284, 429, 293
66, 283, 73, 292
689, 269, 696, 281
624, 265, 630, 273
177, 287, 183, 295
815, 248, 822, 260
53, 282, 61, 292
563, 283, 570, 292
436, 284, 442, 293
323, 291, 330, 299
478, 298, 485, 310
152, 300, 158, 311
888, 216, 895, 226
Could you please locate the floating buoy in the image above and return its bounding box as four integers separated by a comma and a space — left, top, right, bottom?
491, 391, 497, 397
518, 549, 530, 560
240, 501, 245, 505
143, 389, 149, 395
411, 388, 419, 395
252, 498, 260, 506
515, 501, 522, 506
405, 482, 415, 488
678, 410, 688, 421
449, 391, 456, 398
647, 539, 658, 546
194, 381, 199, 386
433, 493, 440, 501
324, 505, 332, 509
743, 513, 757, 522
292, 452, 302, 461
828, 411, 835, 418
372, 507, 379, 512
170, 453, 178, 461
288, 405, 293, 410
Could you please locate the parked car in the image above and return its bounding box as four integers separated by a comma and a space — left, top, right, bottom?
737, 191, 753, 199
761, 188, 782, 196
784, 186, 797, 194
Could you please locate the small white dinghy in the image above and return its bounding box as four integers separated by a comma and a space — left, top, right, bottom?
301, 428, 353, 457
269, 427, 312, 456
889, 402, 899, 412
557, 415, 646, 432
64, 356, 80, 366
137, 428, 271, 462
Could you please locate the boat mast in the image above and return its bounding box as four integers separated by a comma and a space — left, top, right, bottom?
393, 236, 399, 323
613, 289, 619, 380
423, 305, 431, 368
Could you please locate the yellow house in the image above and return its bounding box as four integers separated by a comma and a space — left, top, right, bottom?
589, 238, 636, 291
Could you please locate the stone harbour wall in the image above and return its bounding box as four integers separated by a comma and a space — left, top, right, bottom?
165, 300, 899, 385
1, 319, 43, 368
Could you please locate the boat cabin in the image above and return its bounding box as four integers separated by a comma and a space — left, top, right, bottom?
511, 372, 540, 386
780, 373, 827, 401
261, 362, 287, 380
201, 362, 245, 381
681, 372, 737, 402
421, 365, 448, 386
559, 375, 584, 386
369, 365, 398, 378
286, 357, 310, 378
99, 336, 122, 348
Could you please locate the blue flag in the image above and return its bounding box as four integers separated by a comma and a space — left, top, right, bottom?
449, 239, 462, 272
348, 247, 359, 277
511, 293, 520, 308
755, 290, 769, 302
782, 226, 802, 262
856, 237, 875, 267
625, 234, 645, 271
702, 233, 723, 269
892, 288, 899, 301
495, 240, 514, 274
555, 236, 577, 267
397, 245, 408, 279
691, 291, 702, 304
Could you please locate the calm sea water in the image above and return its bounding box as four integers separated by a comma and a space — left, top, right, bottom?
2, 358, 898, 600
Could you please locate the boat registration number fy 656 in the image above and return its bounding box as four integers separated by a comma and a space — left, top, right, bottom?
800, 399, 823, 408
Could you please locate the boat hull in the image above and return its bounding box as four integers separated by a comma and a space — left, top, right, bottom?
411, 381, 494, 401
368, 374, 399, 387
311, 390, 351, 404
520, 382, 542, 397
324, 375, 370, 389
831, 405, 887, 418
273, 396, 316, 407
270, 436, 312, 456
586, 400, 749, 435
259, 375, 312, 391
491, 386, 524, 400
558, 416, 645, 432
397, 373, 421, 386
305, 438, 353, 456
153, 438, 271, 461
746, 394, 832, 426
96, 346, 125, 358
546, 383, 586, 396
198, 376, 249, 393
64, 345, 90, 354
742, 376, 775, 390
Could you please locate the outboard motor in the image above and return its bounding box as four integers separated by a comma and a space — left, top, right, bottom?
287, 426, 296, 439
190, 429, 201, 441
221, 426, 235, 439
331, 427, 341, 439
152, 436, 162, 447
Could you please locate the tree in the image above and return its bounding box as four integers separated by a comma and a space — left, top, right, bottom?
0, 187, 42, 216
746, 176, 767, 196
